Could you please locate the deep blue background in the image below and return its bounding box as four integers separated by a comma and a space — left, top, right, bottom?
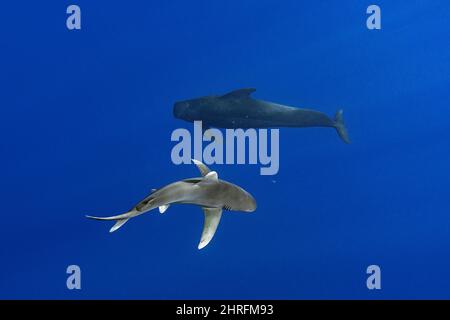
1, 1, 450, 299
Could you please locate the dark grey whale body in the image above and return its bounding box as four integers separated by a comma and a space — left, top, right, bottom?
173, 88, 350, 143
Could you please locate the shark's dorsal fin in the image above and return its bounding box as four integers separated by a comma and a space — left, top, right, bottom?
198, 207, 223, 249
204, 171, 218, 181
221, 88, 256, 99
192, 159, 211, 177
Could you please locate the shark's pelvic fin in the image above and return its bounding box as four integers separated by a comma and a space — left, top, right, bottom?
191, 159, 211, 177
159, 204, 170, 214
198, 207, 223, 249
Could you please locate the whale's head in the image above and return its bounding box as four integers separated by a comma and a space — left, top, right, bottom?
173, 96, 217, 121
173, 100, 191, 119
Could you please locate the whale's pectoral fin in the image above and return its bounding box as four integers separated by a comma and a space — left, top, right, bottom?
198, 207, 223, 249
192, 159, 211, 177
220, 88, 256, 99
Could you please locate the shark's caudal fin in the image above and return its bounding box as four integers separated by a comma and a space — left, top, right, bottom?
109, 219, 129, 232
334, 110, 350, 144
86, 210, 137, 233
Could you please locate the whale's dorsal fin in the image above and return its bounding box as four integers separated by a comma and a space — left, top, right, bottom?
198, 207, 223, 249
221, 88, 256, 99
192, 159, 211, 177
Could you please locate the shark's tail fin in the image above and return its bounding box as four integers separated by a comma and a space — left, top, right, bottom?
109, 218, 129, 232
334, 109, 350, 144
86, 210, 136, 233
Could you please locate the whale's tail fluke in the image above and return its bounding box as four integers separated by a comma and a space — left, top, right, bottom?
86, 210, 137, 233
334, 110, 350, 144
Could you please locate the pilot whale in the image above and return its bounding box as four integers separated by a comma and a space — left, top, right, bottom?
86, 160, 256, 249
173, 88, 350, 144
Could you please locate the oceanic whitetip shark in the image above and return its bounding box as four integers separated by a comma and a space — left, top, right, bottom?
173, 88, 350, 144
86, 160, 256, 249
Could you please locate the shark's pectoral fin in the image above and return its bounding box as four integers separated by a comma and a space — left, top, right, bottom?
159, 204, 170, 214
198, 207, 223, 250
192, 159, 211, 177
220, 88, 256, 99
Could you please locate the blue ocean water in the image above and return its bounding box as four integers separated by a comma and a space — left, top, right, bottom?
1, 0, 450, 299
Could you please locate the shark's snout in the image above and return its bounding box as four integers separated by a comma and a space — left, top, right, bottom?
173, 101, 190, 119
243, 193, 257, 212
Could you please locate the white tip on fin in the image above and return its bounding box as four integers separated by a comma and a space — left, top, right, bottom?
204, 171, 218, 181
159, 205, 170, 214
109, 218, 129, 233
198, 207, 222, 249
